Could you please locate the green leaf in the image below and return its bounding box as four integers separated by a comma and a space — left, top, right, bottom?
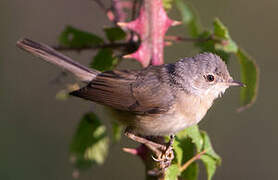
195, 31, 231, 63
236, 48, 259, 111
59, 26, 103, 48
213, 18, 238, 53
200, 131, 221, 164
104, 27, 126, 42
163, 0, 174, 10
181, 161, 198, 180
90, 48, 118, 71
165, 164, 180, 180
70, 112, 109, 169
195, 18, 240, 63
112, 121, 123, 142
175, 127, 220, 180
174, 136, 199, 180
175, 0, 202, 37
55, 89, 69, 100
176, 125, 203, 152
200, 155, 217, 180
213, 19, 229, 40
173, 139, 183, 165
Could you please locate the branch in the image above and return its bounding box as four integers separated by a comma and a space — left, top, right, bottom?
52, 42, 130, 52
165, 35, 213, 42
131, 0, 141, 20
180, 150, 207, 172
92, 0, 107, 11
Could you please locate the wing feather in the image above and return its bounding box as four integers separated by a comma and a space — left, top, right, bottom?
70, 67, 175, 114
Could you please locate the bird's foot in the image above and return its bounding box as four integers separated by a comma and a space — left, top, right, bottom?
151, 134, 175, 170
124, 129, 175, 172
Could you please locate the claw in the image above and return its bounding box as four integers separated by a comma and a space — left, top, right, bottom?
152, 154, 163, 162
165, 150, 174, 161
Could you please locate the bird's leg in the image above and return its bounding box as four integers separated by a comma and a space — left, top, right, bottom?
124, 128, 175, 171
124, 130, 165, 156
164, 134, 175, 161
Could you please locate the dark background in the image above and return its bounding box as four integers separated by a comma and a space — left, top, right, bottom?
1, 0, 277, 179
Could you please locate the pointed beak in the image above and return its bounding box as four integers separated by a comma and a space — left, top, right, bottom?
228, 79, 246, 87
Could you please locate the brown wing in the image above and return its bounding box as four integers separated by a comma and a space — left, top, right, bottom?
128, 66, 175, 114
70, 67, 175, 114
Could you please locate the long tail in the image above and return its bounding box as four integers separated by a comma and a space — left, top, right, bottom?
16, 38, 99, 83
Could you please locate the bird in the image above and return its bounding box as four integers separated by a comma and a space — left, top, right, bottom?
17, 38, 244, 169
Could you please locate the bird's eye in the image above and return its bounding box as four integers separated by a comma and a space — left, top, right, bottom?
205, 74, 215, 82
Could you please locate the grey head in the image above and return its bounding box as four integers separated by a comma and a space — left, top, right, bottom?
171, 52, 244, 98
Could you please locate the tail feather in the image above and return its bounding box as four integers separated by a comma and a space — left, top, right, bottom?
16, 38, 99, 83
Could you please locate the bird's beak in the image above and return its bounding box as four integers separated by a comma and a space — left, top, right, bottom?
228, 79, 246, 87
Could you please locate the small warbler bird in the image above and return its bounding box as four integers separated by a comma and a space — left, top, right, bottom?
17, 38, 244, 168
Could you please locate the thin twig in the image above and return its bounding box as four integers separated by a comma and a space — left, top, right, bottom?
165, 35, 213, 43
92, 0, 107, 11
179, 150, 207, 172
53, 42, 130, 51
131, 0, 139, 20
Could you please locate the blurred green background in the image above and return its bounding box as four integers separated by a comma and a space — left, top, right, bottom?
0, 0, 277, 179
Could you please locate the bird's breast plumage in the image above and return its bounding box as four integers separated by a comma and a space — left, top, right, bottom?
132, 91, 215, 136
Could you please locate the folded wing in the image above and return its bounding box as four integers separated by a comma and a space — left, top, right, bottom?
70, 67, 175, 115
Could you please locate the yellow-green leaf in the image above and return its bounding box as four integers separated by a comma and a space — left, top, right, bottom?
213, 18, 238, 53
177, 125, 203, 152
201, 131, 221, 164
70, 112, 109, 169
195, 31, 231, 63
200, 154, 217, 180
165, 164, 180, 180
112, 121, 123, 142
55, 89, 69, 100
174, 134, 199, 180
104, 27, 126, 42
175, 0, 202, 37
163, 0, 174, 10
90, 48, 118, 71
59, 26, 103, 48
236, 48, 259, 111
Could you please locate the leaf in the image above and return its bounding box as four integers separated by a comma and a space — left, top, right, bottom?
165, 164, 180, 180
90, 48, 118, 71
163, 0, 174, 10
213, 19, 229, 39
70, 112, 109, 169
195, 131, 220, 180
59, 26, 103, 48
175, 127, 220, 180
176, 125, 203, 152
195, 31, 231, 63
55, 89, 69, 100
236, 49, 259, 111
200, 131, 221, 164
175, 0, 202, 37
194, 19, 239, 63
200, 155, 217, 180
104, 27, 126, 42
213, 18, 238, 53
172, 139, 183, 165
176, 137, 199, 180
112, 121, 123, 142
181, 161, 198, 180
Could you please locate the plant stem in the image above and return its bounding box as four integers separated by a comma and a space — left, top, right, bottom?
165, 35, 212, 42
53, 42, 130, 51
179, 150, 206, 172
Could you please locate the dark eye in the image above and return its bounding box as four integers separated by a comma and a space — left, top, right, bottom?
206, 74, 215, 82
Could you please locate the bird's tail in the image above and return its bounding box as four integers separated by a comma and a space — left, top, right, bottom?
16, 38, 99, 83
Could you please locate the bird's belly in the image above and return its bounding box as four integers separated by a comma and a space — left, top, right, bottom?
134, 111, 202, 136
133, 94, 213, 136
